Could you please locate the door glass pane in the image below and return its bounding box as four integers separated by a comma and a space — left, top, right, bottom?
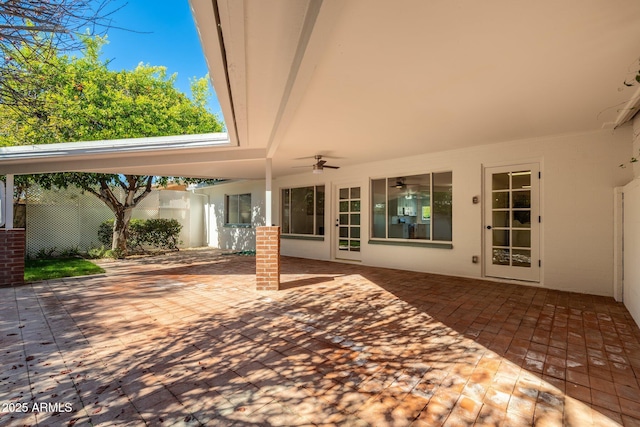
492, 192, 509, 209
512, 249, 531, 267
513, 211, 531, 228
493, 248, 510, 265
338, 186, 361, 255
512, 171, 531, 189
493, 230, 509, 246
492, 173, 509, 190
488, 167, 537, 278
512, 191, 530, 208
492, 211, 509, 227
512, 230, 531, 248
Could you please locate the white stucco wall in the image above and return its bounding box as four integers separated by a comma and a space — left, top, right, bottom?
195, 129, 633, 296
623, 177, 640, 326
271, 128, 632, 296
624, 116, 640, 325
196, 180, 266, 251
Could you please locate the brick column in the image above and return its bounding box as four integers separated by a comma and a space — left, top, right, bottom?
256, 226, 280, 290
0, 229, 25, 287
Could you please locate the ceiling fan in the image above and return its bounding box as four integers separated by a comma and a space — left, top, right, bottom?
391, 177, 423, 190
392, 178, 407, 189
301, 155, 340, 174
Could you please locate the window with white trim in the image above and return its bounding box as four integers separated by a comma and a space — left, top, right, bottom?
371, 172, 452, 242
225, 193, 252, 225
281, 185, 325, 235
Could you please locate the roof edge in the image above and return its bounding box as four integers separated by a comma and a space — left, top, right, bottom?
0, 133, 230, 160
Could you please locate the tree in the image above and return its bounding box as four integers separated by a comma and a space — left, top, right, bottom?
1, 0, 120, 110
0, 35, 224, 255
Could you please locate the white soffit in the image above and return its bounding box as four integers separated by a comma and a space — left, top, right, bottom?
0, 133, 230, 160
0, 133, 268, 179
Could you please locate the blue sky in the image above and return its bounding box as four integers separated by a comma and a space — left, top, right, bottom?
96, 0, 223, 121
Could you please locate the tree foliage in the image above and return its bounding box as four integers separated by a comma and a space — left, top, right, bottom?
1, 35, 224, 254
0, 0, 120, 109
1, 35, 222, 145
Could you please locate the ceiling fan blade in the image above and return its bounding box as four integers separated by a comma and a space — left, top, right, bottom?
323, 165, 340, 169
317, 160, 327, 167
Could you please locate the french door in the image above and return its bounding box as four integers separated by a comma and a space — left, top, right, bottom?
484, 164, 540, 282
335, 185, 362, 261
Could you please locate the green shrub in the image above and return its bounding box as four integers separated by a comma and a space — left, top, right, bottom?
105, 248, 125, 259
59, 246, 81, 258
28, 245, 84, 260
98, 218, 183, 252
87, 245, 108, 259
35, 247, 57, 259
98, 220, 114, 247
141, 218, 182, 250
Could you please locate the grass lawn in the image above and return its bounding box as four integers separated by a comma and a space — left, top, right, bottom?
25, 258, 105, 282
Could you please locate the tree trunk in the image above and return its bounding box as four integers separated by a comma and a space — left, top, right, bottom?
111, 207, 133, 255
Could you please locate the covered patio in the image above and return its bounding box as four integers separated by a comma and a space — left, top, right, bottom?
1, 249, 639, 426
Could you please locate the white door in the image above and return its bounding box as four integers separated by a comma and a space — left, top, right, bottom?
336, 185, 362, 261
484, 164, 540, 282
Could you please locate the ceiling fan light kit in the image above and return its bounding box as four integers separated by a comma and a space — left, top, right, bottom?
305, 155, 339, 174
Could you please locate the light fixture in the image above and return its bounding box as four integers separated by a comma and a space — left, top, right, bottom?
313, 164, 323, 174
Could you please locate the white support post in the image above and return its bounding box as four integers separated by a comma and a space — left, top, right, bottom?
5, 174, 14, 230
265, 158, 273, 226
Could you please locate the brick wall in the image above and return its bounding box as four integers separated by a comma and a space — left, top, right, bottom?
0, 229, 25, 287
256, 226, 280, 290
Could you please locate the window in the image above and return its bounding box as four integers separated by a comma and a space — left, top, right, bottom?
281, 185, 325, 235
371, 172, 452, 242
225, 193, 251, 225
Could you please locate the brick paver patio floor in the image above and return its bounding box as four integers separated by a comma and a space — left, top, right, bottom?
1, 249, 640, 426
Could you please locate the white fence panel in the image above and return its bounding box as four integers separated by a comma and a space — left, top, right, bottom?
25, 186, 204, 256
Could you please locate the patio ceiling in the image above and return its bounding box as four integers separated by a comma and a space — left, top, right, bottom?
193, 0, 640, 177
2, 0, 640, 180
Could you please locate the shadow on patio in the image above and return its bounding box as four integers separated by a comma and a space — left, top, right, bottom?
1, 250, 639, 426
